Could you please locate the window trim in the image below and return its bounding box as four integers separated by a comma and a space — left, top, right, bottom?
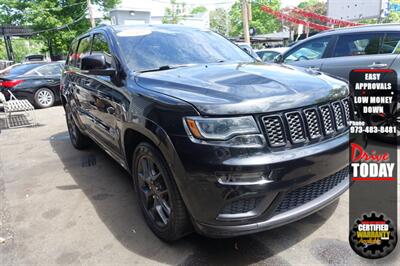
330, 31, 386, 58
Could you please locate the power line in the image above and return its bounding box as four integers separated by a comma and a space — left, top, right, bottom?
18, 11, 88, 36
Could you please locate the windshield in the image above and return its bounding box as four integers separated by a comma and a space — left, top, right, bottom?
0, 63, 42, 76
117, 27, 254, 72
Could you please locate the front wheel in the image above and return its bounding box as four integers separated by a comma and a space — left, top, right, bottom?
132, 142, 191, 241
34, 88, 55, 108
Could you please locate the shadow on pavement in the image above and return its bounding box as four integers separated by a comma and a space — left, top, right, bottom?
50, 131, 339, 265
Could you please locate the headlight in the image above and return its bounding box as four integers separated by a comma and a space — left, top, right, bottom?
184, 116, 260, 140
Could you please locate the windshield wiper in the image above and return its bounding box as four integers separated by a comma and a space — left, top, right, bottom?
140, 64, 190, 73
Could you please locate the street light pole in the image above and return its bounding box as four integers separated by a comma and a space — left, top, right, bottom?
87, 0, 96, 28
241, 0, 250, 43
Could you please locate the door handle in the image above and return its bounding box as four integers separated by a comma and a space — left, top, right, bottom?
309, 66, 320, 70
368, 63, 388, 68
106, 106, 115, 114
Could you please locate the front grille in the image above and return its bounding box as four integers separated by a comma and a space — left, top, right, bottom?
286, 112, 306, 143
319, 105, 335, 134
304, 108, 321, 139
221, 197, 262, 214
261, 98, 351, 148
273, 167, 349, 215
262, 116, 286, 147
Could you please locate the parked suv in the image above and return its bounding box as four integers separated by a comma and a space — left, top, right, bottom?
61, 25, 351, 241
277, 24, 399, 143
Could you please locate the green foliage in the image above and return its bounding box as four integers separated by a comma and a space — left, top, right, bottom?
210, 8, 230, 36
0, 0, 120, 60
229, 0, 281, 37
191, 6, 207, 15
162, 0, 186, 24
0, 38, 46, 62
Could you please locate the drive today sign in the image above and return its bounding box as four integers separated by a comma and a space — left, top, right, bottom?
348, 69, 398, 258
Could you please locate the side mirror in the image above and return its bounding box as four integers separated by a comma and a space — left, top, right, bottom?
274, 54, 283, 63
81, 54, 115, 76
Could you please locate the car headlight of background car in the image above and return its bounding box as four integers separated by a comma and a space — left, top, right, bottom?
184, 116, 265, 147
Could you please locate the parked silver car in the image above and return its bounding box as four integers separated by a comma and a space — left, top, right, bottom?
276, 24, 400, 82
277, 24, 399, 143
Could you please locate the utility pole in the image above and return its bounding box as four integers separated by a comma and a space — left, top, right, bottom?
87, 0, 96, 28
241, 0, 250, 43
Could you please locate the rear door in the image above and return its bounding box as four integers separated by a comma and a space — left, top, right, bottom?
282, 36, 333, 70
320, 32, 400, 80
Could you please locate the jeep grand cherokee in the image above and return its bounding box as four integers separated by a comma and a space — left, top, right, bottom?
61, 25, 351, 241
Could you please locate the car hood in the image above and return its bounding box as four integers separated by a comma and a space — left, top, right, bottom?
135, 62, 349, 115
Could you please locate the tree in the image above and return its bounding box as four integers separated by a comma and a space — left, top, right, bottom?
0, 0, 120, 60
162, 0, 186, 24
229, 0, 281, 37
0, 38, 46, 62
191, 6, 207, 15
210, 8, 230, 36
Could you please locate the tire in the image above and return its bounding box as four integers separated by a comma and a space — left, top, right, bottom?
65, 103, 90, 150
132, 142, 191, 241
34, 88, 55, 108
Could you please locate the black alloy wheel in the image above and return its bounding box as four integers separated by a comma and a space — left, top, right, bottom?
132, 142, 191, 241
137, 154, 171, 227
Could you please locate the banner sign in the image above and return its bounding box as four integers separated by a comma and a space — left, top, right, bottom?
291, 8, 365, 27
348, 69, 398, 258
260, 6, 331, 31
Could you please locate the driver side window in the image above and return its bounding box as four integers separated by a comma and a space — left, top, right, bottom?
284, 37, 331, 63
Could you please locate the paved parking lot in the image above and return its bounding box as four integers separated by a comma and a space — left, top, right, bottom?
0, 106, 398, 265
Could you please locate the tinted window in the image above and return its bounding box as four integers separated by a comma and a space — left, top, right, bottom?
36, 64, 62, 75
76, 36, 91, 68
284, 37, 331, 63
91, 33, 112, 67
380, 33, 400, 54
333, 33, 383, 57
117, 28, 253, 72
67, 40, 78, 66
261, 51, 280, 62
1, 63, 43, 76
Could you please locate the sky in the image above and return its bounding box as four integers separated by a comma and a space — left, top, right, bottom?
118, 0, 306, 16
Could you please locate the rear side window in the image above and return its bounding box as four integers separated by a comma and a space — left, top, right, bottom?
91, 33, 112, 67
36, 64, 62, 76
380, 33, 400, 54
76, 36, 91, 69
284, 37, 331, 63
333, 33, 383, 57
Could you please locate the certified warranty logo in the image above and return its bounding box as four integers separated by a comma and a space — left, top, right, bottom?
349, 212, 397, 259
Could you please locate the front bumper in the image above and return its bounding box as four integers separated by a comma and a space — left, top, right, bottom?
169, 132, 350, 237
195, 170, 348, 237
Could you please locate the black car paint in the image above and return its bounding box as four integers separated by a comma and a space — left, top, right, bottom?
61, 25, 350, 237
0, 63, 62, 105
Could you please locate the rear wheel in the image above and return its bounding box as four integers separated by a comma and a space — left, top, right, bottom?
132, 142, 191, 241
34, 88, 55, 108
65, 103, 90, 150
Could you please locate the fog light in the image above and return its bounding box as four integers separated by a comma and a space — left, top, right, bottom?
216, 172, 272, 185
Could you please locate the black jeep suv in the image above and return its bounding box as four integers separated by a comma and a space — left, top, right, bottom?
61, 25, 351, 241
